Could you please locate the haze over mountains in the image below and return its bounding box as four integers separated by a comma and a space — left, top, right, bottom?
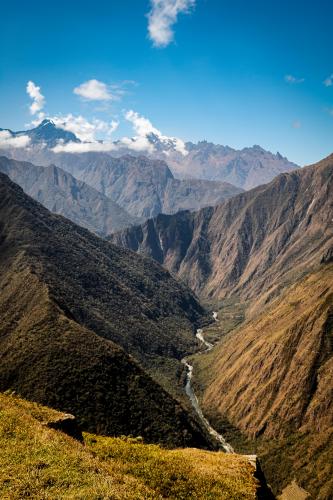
0, 156, 140, 235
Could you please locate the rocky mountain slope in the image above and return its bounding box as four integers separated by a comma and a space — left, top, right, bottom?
2, 148, 242, 219
0, 156, 139, 235
0, 172, 211, 447
163, 141, 298, 189
0, 119, 80, 147
194, 263, 333, 498
111, 154, 333, 309
58, 153, 242, 218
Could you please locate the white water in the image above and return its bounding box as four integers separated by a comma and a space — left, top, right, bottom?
182, 324, 234, 453
196, 328, 213, 350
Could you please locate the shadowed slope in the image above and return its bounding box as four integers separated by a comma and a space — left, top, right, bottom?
0, 172, 211, 447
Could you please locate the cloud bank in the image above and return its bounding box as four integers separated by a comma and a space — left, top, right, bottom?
125, 109, 188, 155
0, 130, 31, 148
51, 110, 187, 155
49, 114, 119, 142
147, 0, 195, 47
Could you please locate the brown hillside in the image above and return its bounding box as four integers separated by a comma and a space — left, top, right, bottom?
111, 154, 333, 310
198, 264, 333, 497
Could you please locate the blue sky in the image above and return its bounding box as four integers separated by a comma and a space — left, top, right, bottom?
0, 0, 332, 165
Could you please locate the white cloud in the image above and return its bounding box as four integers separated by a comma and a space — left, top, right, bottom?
124, 109, 188, 155
50, 114, 119, 153
323, 74, 333, 87
147, 0, 195, 47
125, 110, 160, 138
26, 81, 46, 115
52, 140, 118, 153
49, 114, 119, 142
0, 130, 31, 148
284, 74, 305, 84
73, 79, 116, 101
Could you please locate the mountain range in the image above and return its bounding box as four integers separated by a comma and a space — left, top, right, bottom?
0, 126, 243, 220
0, 156, 140, 235
1, 117, 332, 498
111, 154, 333, 310
1, 119, 298, 190
150, 138, 298, 189
0, 171, 212, 448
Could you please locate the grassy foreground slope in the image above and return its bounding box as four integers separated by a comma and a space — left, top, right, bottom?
0, 393, 258, 499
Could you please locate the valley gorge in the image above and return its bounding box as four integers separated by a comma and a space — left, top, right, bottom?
110, 153, 333, 498
2, 3, 331, 497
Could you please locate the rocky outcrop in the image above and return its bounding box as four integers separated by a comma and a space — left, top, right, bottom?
45, 413, 83, 441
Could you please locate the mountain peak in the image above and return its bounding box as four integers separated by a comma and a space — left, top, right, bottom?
37, 118, 55, 128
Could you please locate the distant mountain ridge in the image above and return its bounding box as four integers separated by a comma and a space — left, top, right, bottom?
166, 141, 298, 189
1, 119, 298, 190
0, 119, 80, 148
0, 156, 140, 235
0, 135, 243, 219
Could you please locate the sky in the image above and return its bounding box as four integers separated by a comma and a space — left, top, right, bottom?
0, 0, 332, 165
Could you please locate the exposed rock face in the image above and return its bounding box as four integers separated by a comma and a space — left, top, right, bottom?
0, 172, 212, 448
0, 156, 140, 235
111, 154, 333, 308
165, 142, 298, 189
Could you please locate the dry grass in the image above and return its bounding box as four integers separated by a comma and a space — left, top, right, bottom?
192, 264, 333, 498
0, 392, 258, 499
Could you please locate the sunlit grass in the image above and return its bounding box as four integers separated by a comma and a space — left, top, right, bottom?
0, 392, 258, 499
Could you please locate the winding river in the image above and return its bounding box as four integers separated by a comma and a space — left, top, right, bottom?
181, 321, 234, 453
